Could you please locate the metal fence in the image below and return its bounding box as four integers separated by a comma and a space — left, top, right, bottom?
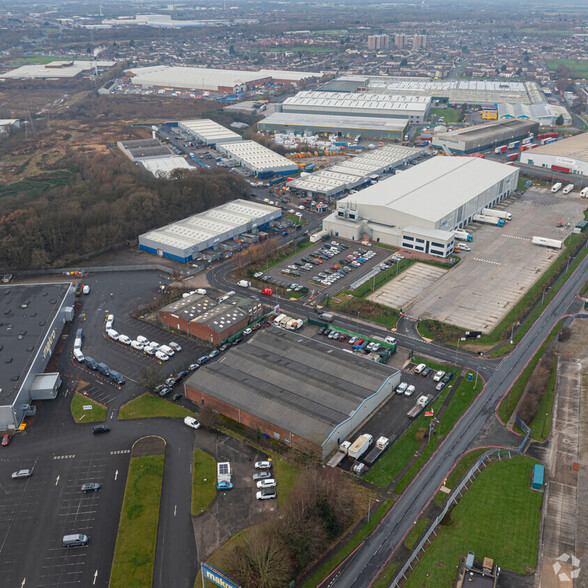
14, 264, 177, 277
391, 447, 514, 587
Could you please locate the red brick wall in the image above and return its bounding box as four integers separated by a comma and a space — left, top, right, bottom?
185, 384, 321, 457
188, 314, 250, 345
159, 311, 189, 334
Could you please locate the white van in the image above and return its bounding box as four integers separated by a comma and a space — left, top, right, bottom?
159, 345, 175, 357
63, 534, 89, 547
155, 350, 169, 361
107, 329, 119, 341
136, 335, 150, 345
396, 382, 408, 394
73, 348, 84, 363
74, 337, 82, 349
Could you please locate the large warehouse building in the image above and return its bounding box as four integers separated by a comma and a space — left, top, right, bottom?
520, 132, 588, 176
185, 327, 400, 458
139, 199, 281, 263
0, 60, 116, 80
125, 66, 322, 93
117, 138, 191, 177
497, 102, 571, 127
431, 119, 539, 154
216, 140, 299, 178
0, 284, 74, 431
289, 145, 426, 199
178, 119, 242, 145
323, 156, 519, 256
319, 76, 544, 107
257, 112, 409, 141
277, 91, 431, 123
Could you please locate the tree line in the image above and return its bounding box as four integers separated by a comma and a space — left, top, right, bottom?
0, 150, 250, 270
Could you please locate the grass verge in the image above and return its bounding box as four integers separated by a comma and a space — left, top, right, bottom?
497, 320, 563, 424
433, 448, 487, 507
430, 107, 461, 123
70, 392, 107, 423
405, 457, 542, 587
301, 500, 392, 588
110, 455, 165, 588
372, 562, 399, 588
192, 449, 217, 516
271, 454, 300, 507
404, 518, 430, 550
528, 355, 558, 441
118, 393, 194, 420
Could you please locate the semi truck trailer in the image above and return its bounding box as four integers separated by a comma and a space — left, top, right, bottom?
473, 214, 505, 227
481, 208, 512, 221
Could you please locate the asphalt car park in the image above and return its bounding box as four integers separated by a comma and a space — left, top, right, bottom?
0, 449, 130, 587
260, 240, 396, 296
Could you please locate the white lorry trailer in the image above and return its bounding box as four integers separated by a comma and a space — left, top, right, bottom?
473, 214, 505, 227
481, 208, 512, 221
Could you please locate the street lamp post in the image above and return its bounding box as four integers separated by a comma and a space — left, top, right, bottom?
367, 497, 379, 523
510, 323, 515, 345
542, 411, 549, 437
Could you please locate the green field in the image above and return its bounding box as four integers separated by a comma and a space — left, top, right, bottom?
6, 56, 90, 66
118, 393, 193, 420
70, 392, 107, 423
405, 457, 542, 587
110, 455, 165, 588
192, 450, 217, 516
430, 107, 461, 123
270, 454, 300, 507
546, 59, 588, 79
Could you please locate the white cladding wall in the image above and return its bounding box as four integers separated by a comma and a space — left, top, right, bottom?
520, 152, 588, 176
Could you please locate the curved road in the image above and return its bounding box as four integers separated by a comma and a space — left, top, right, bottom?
207, 241, 588, 587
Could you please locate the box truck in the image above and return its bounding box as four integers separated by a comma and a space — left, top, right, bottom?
481, 208, 512, 221
348, 434, 373, 460
473, 214, 505, 227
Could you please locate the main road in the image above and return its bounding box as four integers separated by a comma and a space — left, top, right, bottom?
207, 239, 588, 587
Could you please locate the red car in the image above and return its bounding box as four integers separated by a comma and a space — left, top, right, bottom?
556, 221, 563, 227
2, 433, 11, 447
261, 288, 273, 296
330, 265, 339, 271
313, 258, 323, 264
355, 339, 365, 346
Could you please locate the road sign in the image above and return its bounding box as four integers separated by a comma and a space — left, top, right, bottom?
83, 405, 93, 411
424, 410, 434, 417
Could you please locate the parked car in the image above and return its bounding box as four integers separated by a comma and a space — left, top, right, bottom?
413, 363, 427, 374
169, 342, 182, 352
189, 363, 200, 372
253, 471, 272, 481
256, 479, 277, 489
256, 489, 277, 500
197, 355, 209, 364
131, 340, 144, 351
243, 328, 252, 336
396, 382, 408, 394
209, 350, 220, 358
441, 373, 454, 384
11, 469, 32, 479
106, 329, 119, 341
172, 392, 183, 401
434, 370, 446, 382
155, 351, 169, 361
436, 381, 446, 391
385, 336, 396, 344
1, 433, 11, 446
184, 417, 200, 429
136, 335, 150, 345
421, 367, 433, 377
81, 482, 101, 492
405, 385, 416, 397
217, 480, 233, 490
118, 335, 132, 345
255, 460, 272, 469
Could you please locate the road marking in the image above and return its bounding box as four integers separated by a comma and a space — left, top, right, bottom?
55, 475, 60, 486
174, 504, 177, 517
20, 579, 25, 587
472, 257, 501, 265
53, 455, 76, 460
110, 450, 130, 455
93, 570, 98, 585
114, 470, 118, 481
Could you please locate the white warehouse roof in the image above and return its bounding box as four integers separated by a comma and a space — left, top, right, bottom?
338, 156, 517, 224
140, 156, 191, 178
179, 119, 242, 144
217, 140, 297, 174
1, 60, 116, 79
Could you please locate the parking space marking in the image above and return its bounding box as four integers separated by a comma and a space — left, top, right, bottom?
502, 234, 529, 241
472, 258, 502, 265
110, 450, 130, 455
53, 455, 76, 460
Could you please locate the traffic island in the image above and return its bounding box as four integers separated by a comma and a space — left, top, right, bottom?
70, 390, 107, 423
110, 436, 166, 588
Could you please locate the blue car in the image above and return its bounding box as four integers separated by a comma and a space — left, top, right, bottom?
197, 356, 209, 365
216, 480, 233, 490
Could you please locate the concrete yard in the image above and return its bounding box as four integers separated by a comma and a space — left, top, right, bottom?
400, 188, 586, 333
367, 262, 448, 311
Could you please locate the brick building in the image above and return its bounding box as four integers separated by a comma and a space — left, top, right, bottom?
184, 328, 400, 458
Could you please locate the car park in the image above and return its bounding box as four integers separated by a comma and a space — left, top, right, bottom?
81, 482, 101, 492
12, 469, 32, 479
93, 425, 110, 434
184, 417, 200, 429
255, 460, 272, 469
256, 479, 277, 489
256, 489, 277, 500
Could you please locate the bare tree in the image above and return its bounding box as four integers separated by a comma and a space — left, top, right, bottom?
137, 365, 163, 393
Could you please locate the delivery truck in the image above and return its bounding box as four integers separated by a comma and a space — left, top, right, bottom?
452, 230, 473, 242
472, 214, 505, 227
348, 434, 373, 460
481, 208, 512, 221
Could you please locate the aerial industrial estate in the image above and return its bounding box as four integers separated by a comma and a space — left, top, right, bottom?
1, 1, 588, 588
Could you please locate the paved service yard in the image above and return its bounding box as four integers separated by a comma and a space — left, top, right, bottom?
367, 263, 448, 310
403, 189, 587, 333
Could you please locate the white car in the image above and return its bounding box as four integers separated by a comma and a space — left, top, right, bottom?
254, 460, 272, 469
169, 342, 182, 352
256, 479, 277, 489
118, 335, 132, 345
184, 417, 200, 429
396, 382, 408, 394
155, 351, 169, 361
107, 329, 119, 341
385, 336, 397, 345
131, 340, 144, 350
243, 328, 252, 335
433, 370, 446, 382
136, 335, 150, 345
405, 385, 416, 397
256, 489, 277, 500
413, 363, 427, 374
105, 314, 114, 329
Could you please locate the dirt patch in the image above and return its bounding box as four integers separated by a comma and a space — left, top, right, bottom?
132, 435, 166, 457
